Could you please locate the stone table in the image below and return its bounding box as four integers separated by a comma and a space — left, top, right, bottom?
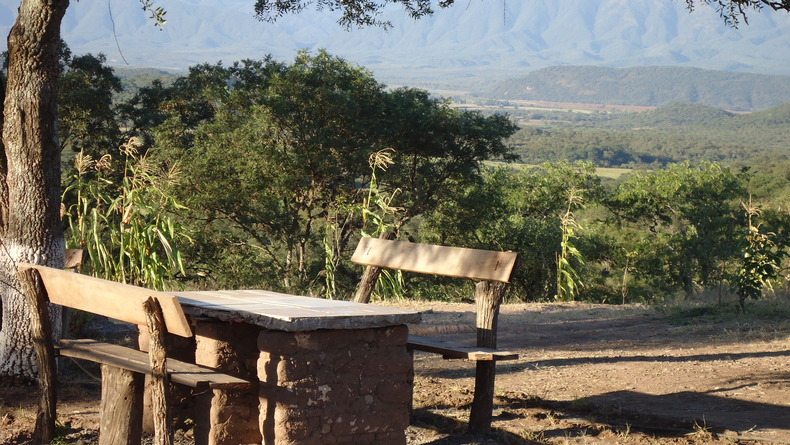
170, 289, 421, 445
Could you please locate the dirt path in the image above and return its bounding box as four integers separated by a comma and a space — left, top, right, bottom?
400, 301, 790, 444
2, 301, 789, 444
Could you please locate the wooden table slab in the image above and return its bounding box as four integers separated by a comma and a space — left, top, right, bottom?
170, 289, 421, 331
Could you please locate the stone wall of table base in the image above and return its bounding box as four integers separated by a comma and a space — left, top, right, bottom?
257, 325, 412, 445
138, 330, 196, 434
194, 321, 263, 445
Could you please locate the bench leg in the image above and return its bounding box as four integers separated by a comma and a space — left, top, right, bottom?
407, 347, 415, 423
468, 280, 508, 434
99, 365, 143, 445
468, 361, 496, 434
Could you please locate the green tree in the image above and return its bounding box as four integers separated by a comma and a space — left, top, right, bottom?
608, 162, 745, 299
2, 0, 788, 380
151, 51, 516, 295
735, 202, 789, 310
422, 161, 602, 301
58, 52, 123, 157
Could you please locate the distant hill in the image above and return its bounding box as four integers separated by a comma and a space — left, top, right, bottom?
3, 0, 790, 88
607, 101, 790, 129
508, 101, 790, 168
602, 103, 735, 128
478, 66, 790, 112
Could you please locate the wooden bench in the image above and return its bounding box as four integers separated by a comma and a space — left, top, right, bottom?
19, 263, 251, 445
406, 334, 518, 361
351, 237, 520, 433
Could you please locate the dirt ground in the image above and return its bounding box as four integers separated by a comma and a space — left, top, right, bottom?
404, 301, 790, 444
2, 300, 790, 444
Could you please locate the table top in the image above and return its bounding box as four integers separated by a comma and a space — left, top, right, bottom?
169, 289, 421, 332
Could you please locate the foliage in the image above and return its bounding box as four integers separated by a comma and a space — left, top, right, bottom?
252, 0, 790, 29
686, 0, 790, 27
608, 162, 746, 299
419, 161, 602, 301
735, 203, 789, 310
47, 52, 790, 306
139, 0, 167, 27
62, 138, 188, 290
59, 52, 123, 158
118, 58, 285, 149
253, 0, 455, 28
146, 51, 516, 295
112, 67, 178, 106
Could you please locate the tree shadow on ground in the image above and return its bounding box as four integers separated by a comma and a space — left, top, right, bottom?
411, 408, 542, 444
413, 388, 790, 443
577, 389, 790, 434
495, 389, 790, 440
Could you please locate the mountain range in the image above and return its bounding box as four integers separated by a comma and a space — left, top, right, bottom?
1, 0, 790, 89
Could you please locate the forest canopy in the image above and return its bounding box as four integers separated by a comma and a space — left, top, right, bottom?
44, 49, 789, 308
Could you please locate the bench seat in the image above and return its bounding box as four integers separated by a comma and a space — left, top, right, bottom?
58, 339, 251, 390
407, 334, 518, 361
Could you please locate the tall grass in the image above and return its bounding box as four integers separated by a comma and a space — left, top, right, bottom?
62, 137, 189, 290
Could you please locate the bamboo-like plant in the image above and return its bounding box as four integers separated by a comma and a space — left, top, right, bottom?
362, 148, 405, 301
62, 137, 189, 290
556, 187, 585, 301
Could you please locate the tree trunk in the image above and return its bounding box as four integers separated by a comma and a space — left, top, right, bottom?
468, 280, 508, 434
0, 0, 69, 380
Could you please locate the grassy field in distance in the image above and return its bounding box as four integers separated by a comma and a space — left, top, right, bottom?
449, 97, 656, 114
487, 161, 634, 179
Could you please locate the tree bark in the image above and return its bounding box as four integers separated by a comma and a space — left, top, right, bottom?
0, 0, 69, 380
468, 280, 508, 434
18, 268, 56, 443
143, 296, 174, 445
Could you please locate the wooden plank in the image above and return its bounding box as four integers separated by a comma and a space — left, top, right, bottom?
407, 335, 518, 361
351, 238, 519, 283
19, 264, 192, 338
58, 340, 251, 390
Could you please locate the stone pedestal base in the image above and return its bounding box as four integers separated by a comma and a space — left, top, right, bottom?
257, 325, 412, 445
194, 321, 262, 445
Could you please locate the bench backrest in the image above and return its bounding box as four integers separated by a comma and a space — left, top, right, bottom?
18, 263, 193, 337
351, 238, 519, 283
